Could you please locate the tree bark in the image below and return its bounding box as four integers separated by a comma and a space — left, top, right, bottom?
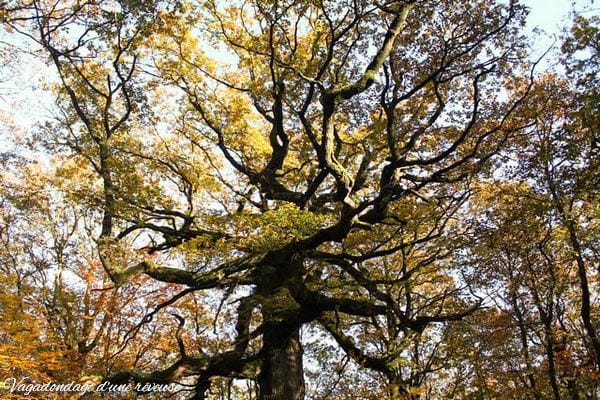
257, 260, 306, 400
388, 380, 419, 399
544, 322, 562, 400
258, 325, 305, 400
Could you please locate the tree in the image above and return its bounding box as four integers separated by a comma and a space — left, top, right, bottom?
431, 13, 600, 397
453, 180, 597, 399
1, 0, 577, 399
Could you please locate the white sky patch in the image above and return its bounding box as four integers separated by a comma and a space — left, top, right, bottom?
523, 0, 596, 65
525, 0, 573, 33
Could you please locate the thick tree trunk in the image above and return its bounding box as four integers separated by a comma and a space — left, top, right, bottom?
257, 260, 306, 400
388, 380, 419, 399
566, 378, 580, 400
258, 325, 305, 400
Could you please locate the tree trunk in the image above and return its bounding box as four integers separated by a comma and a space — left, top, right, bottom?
388, 380, 419, 399
257, 260, 306, 400
545, 325, 562, 400
258, 325, 305, 400
566, 378, 580, 400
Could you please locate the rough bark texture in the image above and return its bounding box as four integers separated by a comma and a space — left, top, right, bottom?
258, 327, 305, 400
388, 381, 419, 399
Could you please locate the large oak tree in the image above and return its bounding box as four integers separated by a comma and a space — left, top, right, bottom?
2, 1, 596, 399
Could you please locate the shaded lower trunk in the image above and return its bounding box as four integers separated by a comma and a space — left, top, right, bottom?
566, 377, 580, 400
388, 378, 420, 400
258, 325, 305, 400
257, 260, 305, 400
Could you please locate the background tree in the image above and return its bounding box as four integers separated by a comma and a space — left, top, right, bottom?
432, 13, 599, 397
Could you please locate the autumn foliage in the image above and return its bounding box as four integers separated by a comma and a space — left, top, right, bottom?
0, 1, 598, 399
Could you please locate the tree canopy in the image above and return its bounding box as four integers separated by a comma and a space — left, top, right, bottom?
0, 1, 598, 399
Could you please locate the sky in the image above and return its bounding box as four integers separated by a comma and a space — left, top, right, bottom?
524, 0, 594, 59
526, 0, 575, 32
